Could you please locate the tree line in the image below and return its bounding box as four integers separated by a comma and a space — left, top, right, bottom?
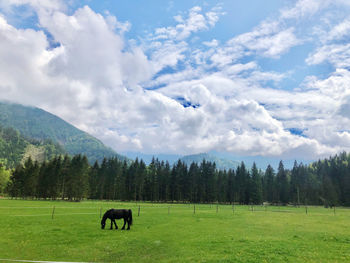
4, 152, 350, 206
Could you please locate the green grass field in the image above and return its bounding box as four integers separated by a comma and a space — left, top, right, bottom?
0, 199, 350, 262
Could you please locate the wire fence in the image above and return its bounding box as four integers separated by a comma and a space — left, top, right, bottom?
0, 200, 348, 218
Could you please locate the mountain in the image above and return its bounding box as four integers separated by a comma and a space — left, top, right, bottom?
180, 153, 240, 170
122, 152, 182, 165
0, 125, 65, 168
209, 151, 313, 170
0, 101, 128, 163
123, 152, 240, 170
123, 150, 312, 171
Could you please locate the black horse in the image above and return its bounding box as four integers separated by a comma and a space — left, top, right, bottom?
101, 209, 133, 230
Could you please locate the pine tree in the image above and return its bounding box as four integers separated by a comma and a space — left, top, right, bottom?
217, 170, 227, 203
188, 162, 199, 202
250, 163, 263, 204
290, 160, 299, 205
276, 161, 289, 205
60, 155, 71, 200
263, 165, 275, 203
8, 164, 25, 198
88, 161, 100, 199
226, 169, 235, 204
65, 155, 89, 201
236, 162, 250, 204
23, 157, 39, 198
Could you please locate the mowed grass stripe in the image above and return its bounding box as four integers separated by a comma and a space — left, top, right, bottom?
8, 213, 99, 217
0, 258, 95, 263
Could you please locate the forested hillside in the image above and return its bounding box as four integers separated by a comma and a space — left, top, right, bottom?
6, 152, 350, 207
0, 126, 64, 168
0, 102, 128, 163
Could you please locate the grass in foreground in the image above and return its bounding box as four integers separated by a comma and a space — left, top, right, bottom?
0, 199, 349, 262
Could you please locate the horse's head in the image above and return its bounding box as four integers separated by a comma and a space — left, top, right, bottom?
101, 220, 106, 229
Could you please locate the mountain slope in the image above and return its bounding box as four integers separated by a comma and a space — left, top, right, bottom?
0, 126, 65, 168
181, 153, 240, 170
0, 102, 127, 163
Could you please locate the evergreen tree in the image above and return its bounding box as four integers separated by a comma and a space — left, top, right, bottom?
65, 155, 89, 200
22, 157, 39, 198
60, 155, 71, 200
88, 161, 100, 199
188, 162, 200, 202
160, 161, 171, 201
290, 161, 299, 205
0, 162, 10, 194
217, 170, 227, 203
276, 161, 289, 204
226, 169, 235, 204
9, 164, 25, 198
250, 163, 263, 204
263, 165, 275, 203
236, 162, 250, 204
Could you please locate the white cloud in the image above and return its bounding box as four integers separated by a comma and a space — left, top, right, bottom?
145, 5, 225, 77
0, 0, 65, 12
1, 0, 350, 160
153, 5, 223, 41
280, 0, 327, 20
326, 18, 350, 42
203, 39, 219, 47
229, 22, 301, 59
306, 16, 350, 68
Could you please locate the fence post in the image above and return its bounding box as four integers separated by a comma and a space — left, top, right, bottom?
168, 206, 170, 215
193, 204, 196, 214
305, 205, 308, 215
52, 206, 55, 220
100, 207, 102, 218
232, 204, 234, 214
138, 205, 140, 217
216, 204, 218, 213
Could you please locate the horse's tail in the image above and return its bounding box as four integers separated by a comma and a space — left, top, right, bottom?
128, 209, 133, 225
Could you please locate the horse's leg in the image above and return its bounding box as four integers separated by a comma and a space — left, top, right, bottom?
114, 219, 118, 230
110, 219, 113, 230
127, 219, 130, 230
121, 218, 126, 230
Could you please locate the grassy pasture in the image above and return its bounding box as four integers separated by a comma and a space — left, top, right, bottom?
0, 200, 350, 262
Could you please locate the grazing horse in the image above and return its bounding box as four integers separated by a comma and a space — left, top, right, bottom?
101, 209, 133, 230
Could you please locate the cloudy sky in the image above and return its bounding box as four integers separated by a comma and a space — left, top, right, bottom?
1, 0, 350, 159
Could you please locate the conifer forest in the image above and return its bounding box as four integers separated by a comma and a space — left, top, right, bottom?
6, 152, 350, 207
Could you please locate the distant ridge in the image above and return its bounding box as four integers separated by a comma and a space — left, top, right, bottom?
122, 152, 240, 170
0, 101, 128, 163
180, 153, 240, 170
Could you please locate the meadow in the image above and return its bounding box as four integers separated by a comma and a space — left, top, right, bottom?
0, 199, 349, 262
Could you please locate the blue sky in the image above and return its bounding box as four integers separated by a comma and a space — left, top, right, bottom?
1, 0, 350, 160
